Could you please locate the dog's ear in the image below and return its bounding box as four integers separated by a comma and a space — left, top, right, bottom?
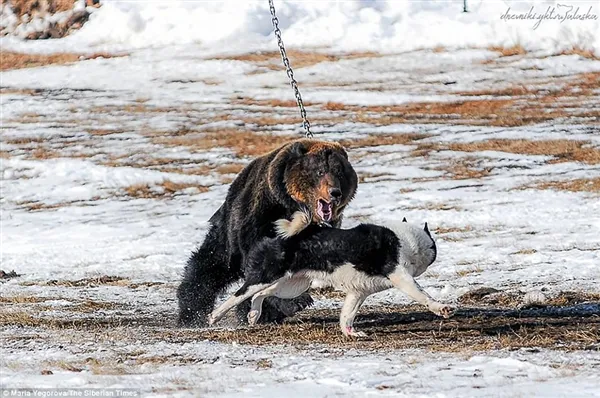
424, 222, 432, 237
402, 217, 407, 223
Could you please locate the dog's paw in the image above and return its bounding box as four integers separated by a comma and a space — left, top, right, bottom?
342, 326, 368, 338
207, 314, 216, 326
247, 310, 260, 325
430, 303, 455, 318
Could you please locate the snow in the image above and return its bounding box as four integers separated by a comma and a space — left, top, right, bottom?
2, 2, 600, 396
1, 1, 599, 55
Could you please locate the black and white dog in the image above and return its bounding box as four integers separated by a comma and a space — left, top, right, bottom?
209, 211, 455, 337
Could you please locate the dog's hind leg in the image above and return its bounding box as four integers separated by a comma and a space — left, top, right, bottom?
208, 283, 274, 325
340, 292, 369, 337
247, 276, 311, 325
388, 268, 454, 318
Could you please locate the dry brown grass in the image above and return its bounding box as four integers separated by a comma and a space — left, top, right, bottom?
411, 138, 600, 165
489, 45, 527, 57
0, 296, 48, 304
456, 86, 534, 97
316, 98, 566, 127
1, 51, 118, 71
513, 249, 538, 255
1, 51, 79, 70
521, 178, 600, 193
448, 139, 600, 165
212, 50, 380, 70
436, 157, 493, 180
15, 200, 88, 211
150, 130, 295, 158
0, 87, 39, 95
555, 47, 599, 60
151, 130, 428, 159
456, 265, 484, 277
123, 180, 209, 199
196, 298, 599, 352
340, 133, 429, 149
314, 72, 599, 127
357, 172, 395, 183
434, 226, 474, 234
232, 98, 309, 108
3, 136, 46, 145
1, 288, 598, 353
20, 276, 167, 289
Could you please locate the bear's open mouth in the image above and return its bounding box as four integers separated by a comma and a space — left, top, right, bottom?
316, 199, 333, 222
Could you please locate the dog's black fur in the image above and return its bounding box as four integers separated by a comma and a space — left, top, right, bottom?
236, 223, 403, 296
177, 139, 357, 326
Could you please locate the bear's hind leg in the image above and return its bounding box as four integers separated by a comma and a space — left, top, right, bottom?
177, 227, 235, 327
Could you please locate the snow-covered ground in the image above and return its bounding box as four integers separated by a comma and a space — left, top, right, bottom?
2, 2, 600, 396
2, 0, 600, 55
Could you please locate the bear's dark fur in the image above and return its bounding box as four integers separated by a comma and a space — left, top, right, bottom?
177, 139, 358, 326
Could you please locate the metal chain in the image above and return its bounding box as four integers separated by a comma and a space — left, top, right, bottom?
268, 0, 313, 138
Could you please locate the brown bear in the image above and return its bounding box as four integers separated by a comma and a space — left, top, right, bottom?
177, 139, 358, 326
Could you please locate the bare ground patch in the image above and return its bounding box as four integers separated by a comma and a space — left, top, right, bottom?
1, 288, 598, 353
190, 299, 600, 352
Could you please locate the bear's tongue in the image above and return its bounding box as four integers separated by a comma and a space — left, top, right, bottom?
317, 200, 332, 222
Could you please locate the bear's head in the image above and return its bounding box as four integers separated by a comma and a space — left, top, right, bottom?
268, 139, 357, 226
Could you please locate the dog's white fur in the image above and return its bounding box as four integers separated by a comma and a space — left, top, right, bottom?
209, 212, 454, 337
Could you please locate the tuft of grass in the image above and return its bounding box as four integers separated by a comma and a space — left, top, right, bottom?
455, 265, 484, 277
435, 157, 493, 180
212, 50, 380, 70
1, 51, 119, 71
489, 45, 527, 57
555, 47, 599, 60
434, 226, 474, 234
150, 130, 295, 158
448, 139, 600, 165
123, 180, 209, 199
340, 133, 429, 150
521, 178, 600, 193
513, 249, 538, 255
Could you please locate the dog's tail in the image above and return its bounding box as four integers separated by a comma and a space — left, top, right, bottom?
274, 210, 311, 239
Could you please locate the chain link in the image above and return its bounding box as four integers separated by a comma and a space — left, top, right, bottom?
268, 0, 313, 138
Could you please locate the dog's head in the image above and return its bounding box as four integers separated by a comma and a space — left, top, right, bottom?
393, 218, 437, 270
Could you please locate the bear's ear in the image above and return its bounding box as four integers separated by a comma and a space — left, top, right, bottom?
287, 141, 309, 158
337, 146, 349, 160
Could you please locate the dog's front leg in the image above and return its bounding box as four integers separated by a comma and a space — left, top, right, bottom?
388, 268, 454, 318
340, 292, 369, 337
